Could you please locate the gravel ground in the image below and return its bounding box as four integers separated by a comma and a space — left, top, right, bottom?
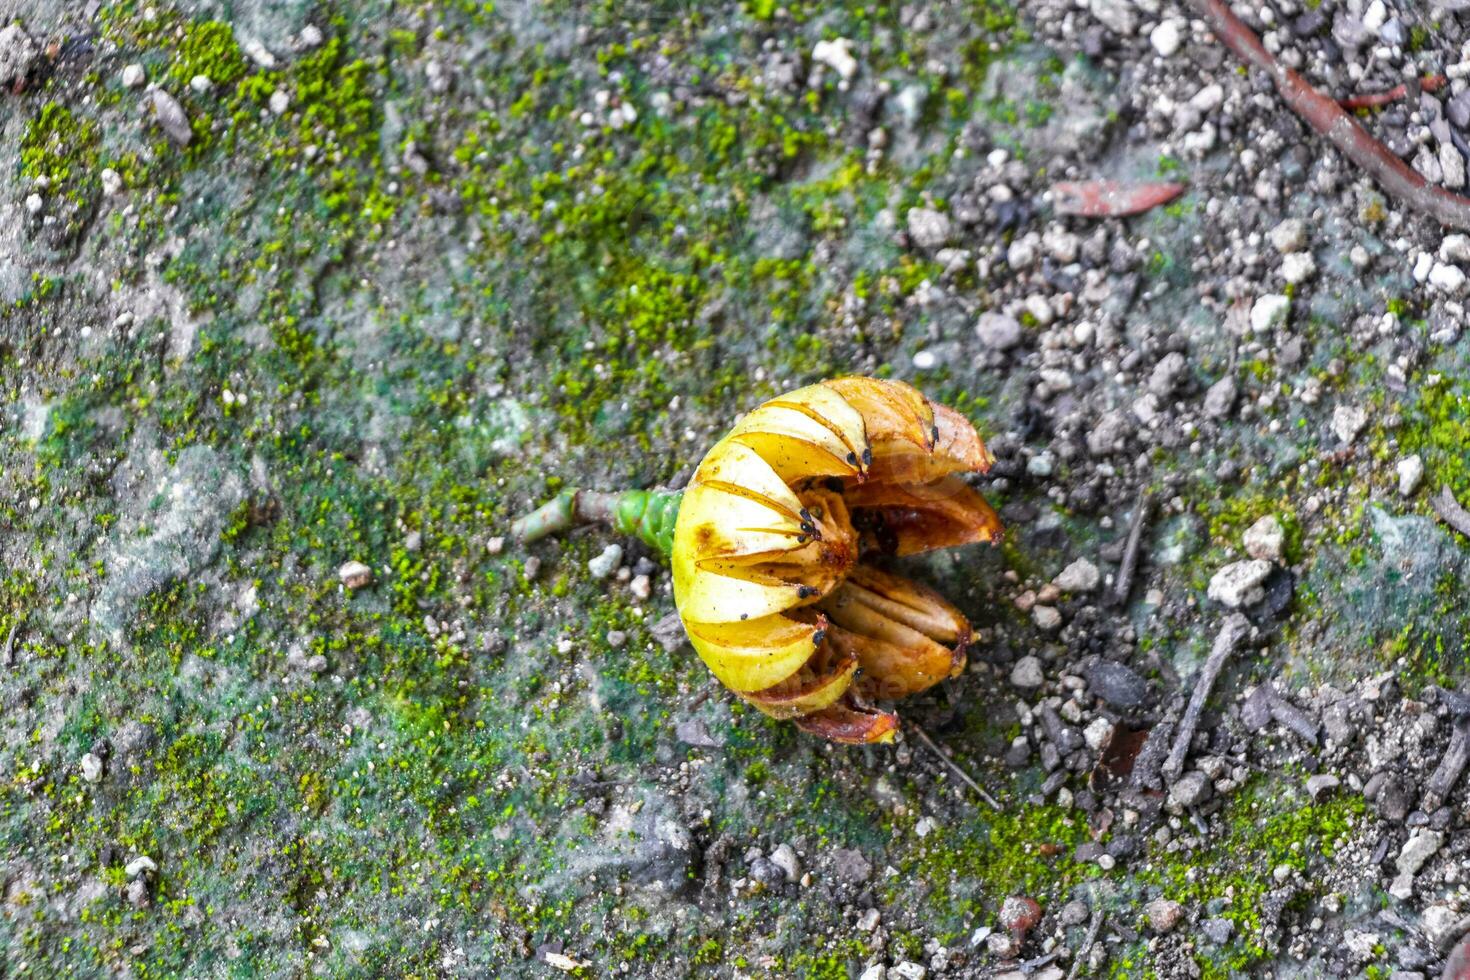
3, 0, 1470, 976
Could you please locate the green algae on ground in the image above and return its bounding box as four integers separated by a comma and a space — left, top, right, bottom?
1400, 377, 1470, 504
1137, 782, 1365, 975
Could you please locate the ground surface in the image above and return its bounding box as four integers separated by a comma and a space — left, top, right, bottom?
3, 0, 1470, 977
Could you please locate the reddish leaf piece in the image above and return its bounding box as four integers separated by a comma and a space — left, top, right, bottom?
1339, 74, 1447, 110
1190, 0, 1470, 229
1051, 180, 1186, 217
1090, 724, 1151, 793
792, 696, 899, 744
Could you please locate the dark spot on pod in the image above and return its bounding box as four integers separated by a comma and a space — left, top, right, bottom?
812, 629, 826, 646
740, 613, 748, 621
862, 447, 873, 466
797, 586, 814, 598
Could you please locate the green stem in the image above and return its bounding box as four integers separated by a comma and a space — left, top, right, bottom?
511, 487, 683, 559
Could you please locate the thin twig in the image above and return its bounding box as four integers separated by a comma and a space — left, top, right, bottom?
1431, 485, 1470, 537
1191, 0, 1470, 229
1109, 490, 1152, 607
1424, 719, 1470, 809
1162, 614, 1251, 784
1065, 909, 1107, 980
910, 724, 1002, 811
1338, 74, 1447, 110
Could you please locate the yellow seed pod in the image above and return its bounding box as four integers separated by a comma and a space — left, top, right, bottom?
672, 377, 1001, 744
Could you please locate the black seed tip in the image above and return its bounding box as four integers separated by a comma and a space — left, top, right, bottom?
845, 451, 857, 465
799, 508, 811, 522
862, 447, 873, 466
740, 613, 748, 621
931, 425, 939, 444
797, 585, 814, 598
812, 630, 826, 645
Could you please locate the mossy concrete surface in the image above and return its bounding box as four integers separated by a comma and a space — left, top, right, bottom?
2, 0, 1468, 977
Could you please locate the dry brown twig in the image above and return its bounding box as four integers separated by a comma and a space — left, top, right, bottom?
1191, 0, 1470, 229
1338, 74, 1447, 110
909, 724, 1003, 811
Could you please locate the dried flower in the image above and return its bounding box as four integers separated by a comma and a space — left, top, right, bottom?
672, 377, 1000, 743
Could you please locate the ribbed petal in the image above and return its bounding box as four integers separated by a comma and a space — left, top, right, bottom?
684, 613, 822, 693
845, 475, 1003, 557
744, 627, 858, 719
728, 383, 869, 482
819, 569, 968, 699
863, 402, 994, 485
842, 564, 970, 643
821, 376, 935, 455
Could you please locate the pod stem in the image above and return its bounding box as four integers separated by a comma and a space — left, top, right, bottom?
511, 487, 683, 559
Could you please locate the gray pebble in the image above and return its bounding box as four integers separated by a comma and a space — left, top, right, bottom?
1169, 770, 1213, 807
976, 311, 1023, 351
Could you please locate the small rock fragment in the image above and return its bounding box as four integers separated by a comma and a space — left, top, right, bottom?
976, 311, 1024, 351
1250, 294, 1290, 333
1010, 655, 1044, 690
1397, 455, 1425, 497
1389, 830, 1443, 900
1146, 897, 1184, 933
1208, 559, 1272, 608
149, 88, 193, 145
122, 63, 146, 88
1332, 404, 1368, 444
1085, 660, 1149, 709
1033, 605, 1062, 631
830, 848, 872, 884
0, 24, 40, 90
1149, 19, 1183, 56
126, 876, 152, 908
80, 752, 105, 783
674, 717, 722, 748
1203, 375, 1238, 419
1269, 218, 1307, 253
587, 543, 623, 580
124, 855, 157, 877
1169, 770, 1213, 807
1281, 252, 1316, 284
1243, 516, 1285, 562
769, 843, 800, 882
1083, 717, 1115, 752
1306, 773, 1340, 801
1149, 352, 1188, 396
338, 560, 373, 589
1429, 262, 1467, 294
1086, 411, 1130, 457
906, 207, 952, 249
812, 38, 858, 80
